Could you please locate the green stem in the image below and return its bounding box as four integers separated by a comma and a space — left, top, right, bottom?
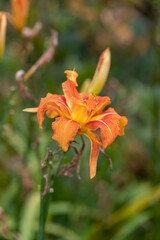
37, 150, 63, 240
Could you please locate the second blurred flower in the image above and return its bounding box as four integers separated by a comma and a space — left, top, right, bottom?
0, 13, 7, 61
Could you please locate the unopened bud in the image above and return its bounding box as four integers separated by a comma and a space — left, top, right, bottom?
80, 78, 91, 93
11, 0, 29, 32
87, 48, 111, 95
0, 13, 7, 61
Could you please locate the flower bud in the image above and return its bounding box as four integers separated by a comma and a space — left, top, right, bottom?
87, 48, 111, 95
80, 78, 91, 93
0, 13, 7, 61
11, 0, 29, 31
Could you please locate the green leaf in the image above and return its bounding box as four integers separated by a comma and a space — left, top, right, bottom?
44, 222, 80, 240
111, 212, 150, 240
108, 184, 160, 226
3, 126, 27, 156
49, 201, 102, 220
19, 191, 40, 240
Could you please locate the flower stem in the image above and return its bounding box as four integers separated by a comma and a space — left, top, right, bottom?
37, 149, 63, 240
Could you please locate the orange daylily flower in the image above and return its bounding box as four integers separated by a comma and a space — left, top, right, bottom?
24, 70, 128, 179
0, 13, 7, 61
10, 0, 29, 31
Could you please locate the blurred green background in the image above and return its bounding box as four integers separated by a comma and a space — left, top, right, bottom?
0, 0, 160, 239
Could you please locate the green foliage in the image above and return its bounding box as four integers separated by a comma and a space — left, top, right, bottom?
0, 0, 160, 239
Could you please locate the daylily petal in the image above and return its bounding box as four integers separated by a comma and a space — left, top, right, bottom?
87, 95, 111, 118
83, 131, 101, 179
0, 13, 7, 61
70, 97, 90, 125
46, 106, 60, 119
80, 93, 110, 114
11, 0, 29, 31
23, 107, 38, 112
64, 70, 78, 86
62, 70, 81, 110
62, 80, 81, 110
47, 99, 70, 117
119, 116, 128, 136
70, 93, 110, 124
52, 117, 80, 152
37, 94, 71, 128
86, 108, 128, 148
89, 140, 100, 179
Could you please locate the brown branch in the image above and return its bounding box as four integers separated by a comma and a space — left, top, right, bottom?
70, 144, 79, 155
22, 22, 43, 39
100, 147, 113, 169
57, 136, 85, 178
41, 148, 53, 172
57, 153, 80, 177
23, 30, 58, 82
77, 136, 85, 179
15, 70, 36, 101
18, 22, 43, 53
15, 30, 58, 100
41, 174, 49, 198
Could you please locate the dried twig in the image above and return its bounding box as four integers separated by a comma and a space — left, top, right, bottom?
41, 148, 52, 172
40, 148, 52, 198
41, 174, 49, 198
57, 136, 85, 178
40, 147, 62, 198
15, 70, 36, 101
22, 22, 43, 39
18, 22, 43, 53
15, 30, 58, 100
100, 147, 113, 169
57, 153, 80, 177
23, 30, 58, 82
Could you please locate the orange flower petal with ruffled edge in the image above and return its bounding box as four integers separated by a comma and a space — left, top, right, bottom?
119, 116, 128, 136
64, 70, 78, 86
52, 117, 80, 152
83, 131, 101, 179
80, 93, 110, 113
86, 96, 111, 119
89, 140, 100, 179
37, 94, 71, 128
62, 80, 81, 110
86, 108, 128, 148
11, 0, 29, 31
46, 106, 61, 119
62, 71, 81, 110
69, 94, 111, 125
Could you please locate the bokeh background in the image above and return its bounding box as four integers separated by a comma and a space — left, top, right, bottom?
0, 0, 160, 239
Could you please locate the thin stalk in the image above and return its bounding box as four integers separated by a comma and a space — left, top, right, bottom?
37, 150, 63, 240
